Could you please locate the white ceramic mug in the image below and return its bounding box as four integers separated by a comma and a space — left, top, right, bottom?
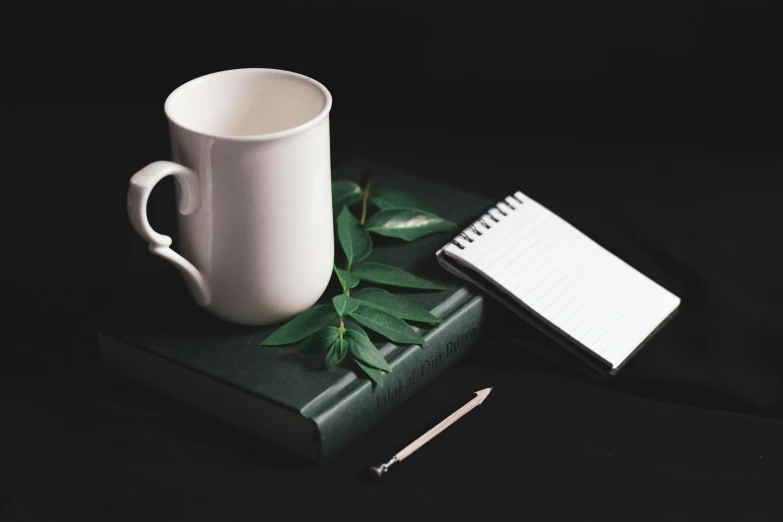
127, 68, 334, 326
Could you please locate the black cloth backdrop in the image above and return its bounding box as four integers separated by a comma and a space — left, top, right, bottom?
3, 4, 782, 520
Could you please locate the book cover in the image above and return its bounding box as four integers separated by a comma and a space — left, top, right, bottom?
98, 158, 493, 462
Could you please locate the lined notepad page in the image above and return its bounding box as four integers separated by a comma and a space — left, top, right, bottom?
440, 191, 680, 369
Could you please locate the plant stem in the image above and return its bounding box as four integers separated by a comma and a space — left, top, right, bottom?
360, 176, 372, 226
343, 264, 352, 295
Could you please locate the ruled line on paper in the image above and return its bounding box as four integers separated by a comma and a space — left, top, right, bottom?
473, 208, 549, 269
592, 289, 663, 356
536, 251, 614, 317
489, 216, 566, 282
579, 282, 654, 347
522, 240, 599, 304
511, 228, 588, 294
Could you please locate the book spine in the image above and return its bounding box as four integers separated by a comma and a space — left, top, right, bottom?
311, 294, 485, 462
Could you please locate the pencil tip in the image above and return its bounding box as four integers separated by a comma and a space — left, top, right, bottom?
474, 387, 493, 403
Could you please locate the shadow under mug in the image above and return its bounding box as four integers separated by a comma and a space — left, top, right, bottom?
127, 68, 334, 326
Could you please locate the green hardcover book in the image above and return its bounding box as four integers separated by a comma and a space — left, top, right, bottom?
97, 158, 491, 462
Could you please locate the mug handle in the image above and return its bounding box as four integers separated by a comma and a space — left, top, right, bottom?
127, 161, 211, 307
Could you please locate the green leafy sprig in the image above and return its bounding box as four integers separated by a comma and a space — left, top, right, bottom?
259, 170, 456, 385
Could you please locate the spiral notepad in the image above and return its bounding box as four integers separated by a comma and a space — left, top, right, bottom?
436, 191, 680, 374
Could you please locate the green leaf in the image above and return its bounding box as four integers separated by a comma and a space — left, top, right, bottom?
348, 305, 425, 345
336, 206, 372, 266
332, 295, 359, 317
298, 326, 340, 354
352, 288, 442, 324
365, 209, 456, 242
332, 180, 363, 215
354, 358, 385, 386
344, 324, 393, 372
324, 337, 348, 369
259, 305, 339, 346
369, 188, 432, 212
334, 266, 359, 291
351, 263, 444, 290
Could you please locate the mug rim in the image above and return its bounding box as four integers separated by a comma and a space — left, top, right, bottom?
163, 68, 332, 142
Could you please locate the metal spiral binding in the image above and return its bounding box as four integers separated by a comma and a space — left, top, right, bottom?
449, 192, 524, 250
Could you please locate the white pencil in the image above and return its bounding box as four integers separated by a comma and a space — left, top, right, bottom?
367, 388, 493, 481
